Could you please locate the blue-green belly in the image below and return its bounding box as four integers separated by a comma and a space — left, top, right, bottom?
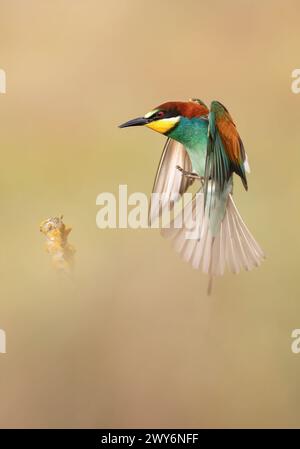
168, 117, 208, 177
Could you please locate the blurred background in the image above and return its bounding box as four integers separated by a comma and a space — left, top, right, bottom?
0, 0, 299, 429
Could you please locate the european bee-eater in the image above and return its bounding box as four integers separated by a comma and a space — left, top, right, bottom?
119, 99, 264, 288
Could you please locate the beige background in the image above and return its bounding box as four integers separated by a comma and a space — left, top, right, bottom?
0, 0, 299, 428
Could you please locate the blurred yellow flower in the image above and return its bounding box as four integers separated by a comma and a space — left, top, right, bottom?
40, 215, 75, 274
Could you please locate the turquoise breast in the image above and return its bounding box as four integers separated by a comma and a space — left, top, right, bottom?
167, 117, 208, 177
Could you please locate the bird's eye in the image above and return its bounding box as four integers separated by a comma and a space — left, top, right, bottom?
156, 111, 165, 119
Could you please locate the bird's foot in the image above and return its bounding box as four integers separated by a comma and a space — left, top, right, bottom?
176, 165, 203, 182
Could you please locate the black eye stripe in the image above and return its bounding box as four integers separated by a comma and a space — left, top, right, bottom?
151, 109, 179, 121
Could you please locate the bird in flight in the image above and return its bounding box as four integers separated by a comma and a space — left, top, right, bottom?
119, 99, 264, 291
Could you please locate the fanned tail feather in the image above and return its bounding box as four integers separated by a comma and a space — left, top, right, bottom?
161, 193, 264, 278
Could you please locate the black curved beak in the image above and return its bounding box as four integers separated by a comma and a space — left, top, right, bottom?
119, 117, 149, 128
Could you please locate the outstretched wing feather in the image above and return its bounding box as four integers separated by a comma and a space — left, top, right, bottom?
149, 138, 194, 224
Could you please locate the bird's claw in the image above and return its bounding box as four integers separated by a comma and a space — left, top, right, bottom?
176, 165, 203, 182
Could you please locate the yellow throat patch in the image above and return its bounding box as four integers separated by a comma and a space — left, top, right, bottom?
146, 117, 180, 134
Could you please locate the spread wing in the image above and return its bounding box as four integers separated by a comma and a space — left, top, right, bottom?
204, 101, 248, 208
149, 138, 194, 224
